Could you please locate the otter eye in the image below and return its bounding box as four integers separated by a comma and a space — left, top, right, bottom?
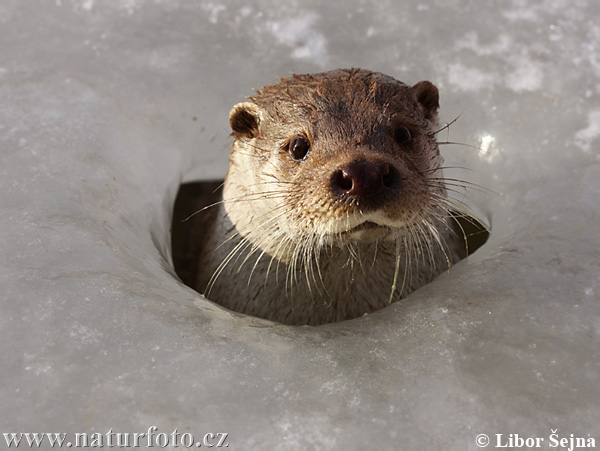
394, 127, 412, 147
288, 136, 311, 161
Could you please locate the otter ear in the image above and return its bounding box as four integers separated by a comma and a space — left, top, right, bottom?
413, 81, 439, 121
229, 102, 261, 139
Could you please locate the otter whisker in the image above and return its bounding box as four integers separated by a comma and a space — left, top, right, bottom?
420, 165, 474, 174
207, 201, 294, 292
388, 239, 402, 304
428, 177, 494, 193
437, 141, 483, 152
429, 111, 464, 136
182, 199, 226, 222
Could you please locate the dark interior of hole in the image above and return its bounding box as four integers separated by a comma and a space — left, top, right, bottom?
171, 181, 490, 291
171, 180, 223, 288
449, 210, 490, 257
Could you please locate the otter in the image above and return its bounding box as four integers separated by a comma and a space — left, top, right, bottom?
191, 68, 468, 325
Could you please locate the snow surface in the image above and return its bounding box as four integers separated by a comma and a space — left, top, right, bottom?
1, 0, 599, 449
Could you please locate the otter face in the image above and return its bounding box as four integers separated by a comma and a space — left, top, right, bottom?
224, 69, 447, 261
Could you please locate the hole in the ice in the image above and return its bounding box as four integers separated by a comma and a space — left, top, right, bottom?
171, 180, 489, 325
171, 180, 224, 288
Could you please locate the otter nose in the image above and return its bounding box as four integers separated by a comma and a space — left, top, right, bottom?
331, 160, 398, 198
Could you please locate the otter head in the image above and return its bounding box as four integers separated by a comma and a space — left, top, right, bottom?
224, 69, 445, 262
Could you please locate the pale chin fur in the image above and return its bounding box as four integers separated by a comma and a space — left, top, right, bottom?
327, 210, 406, 233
